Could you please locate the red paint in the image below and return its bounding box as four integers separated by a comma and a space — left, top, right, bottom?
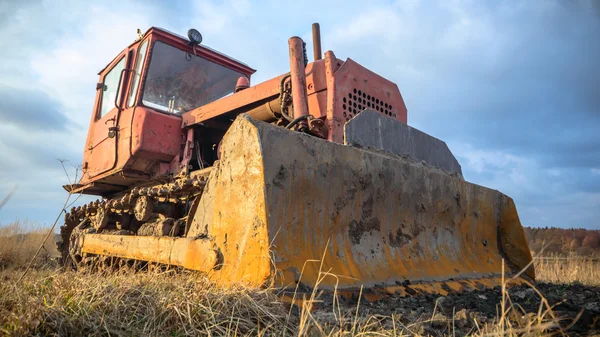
130, 107, 182, 161
72, 30, 408, 198
76, 27, 255, 195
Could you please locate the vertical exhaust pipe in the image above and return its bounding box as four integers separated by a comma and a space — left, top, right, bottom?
288, 36, 309, 130
312, 23, 322, 61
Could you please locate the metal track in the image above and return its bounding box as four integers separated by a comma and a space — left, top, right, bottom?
57, 169, 213, 267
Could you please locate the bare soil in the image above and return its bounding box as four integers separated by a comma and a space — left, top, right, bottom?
311, 282, 600, 336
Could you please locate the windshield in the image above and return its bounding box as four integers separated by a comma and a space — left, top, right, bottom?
142, 41, 243, 114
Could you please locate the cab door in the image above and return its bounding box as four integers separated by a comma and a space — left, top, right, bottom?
86, 52, 131, 178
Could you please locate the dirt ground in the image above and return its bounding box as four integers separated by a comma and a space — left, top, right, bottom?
310, 282, 600, 336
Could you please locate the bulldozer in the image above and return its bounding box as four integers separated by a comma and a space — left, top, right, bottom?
59, 24, 534, 297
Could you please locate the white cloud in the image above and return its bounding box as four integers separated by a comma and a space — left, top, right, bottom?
447, 140, 600, 228
0, 0, 598, 230
30, 4, 153, 127
448, 141, 536, 195
456, 144, 523, 174
0, 1, 157, 224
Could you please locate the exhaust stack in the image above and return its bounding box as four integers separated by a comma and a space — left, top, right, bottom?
312, 23, 322, 61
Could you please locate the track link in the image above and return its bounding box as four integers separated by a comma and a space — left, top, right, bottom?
57, 170, 212, 267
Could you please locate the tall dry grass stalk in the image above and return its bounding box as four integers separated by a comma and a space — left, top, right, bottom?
0, 221, 58, 270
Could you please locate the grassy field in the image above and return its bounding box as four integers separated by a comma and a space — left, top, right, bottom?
0, 221, 58, 270
1, 223, 599, 336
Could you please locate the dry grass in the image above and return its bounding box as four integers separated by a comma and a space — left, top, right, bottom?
0, 222, 598, 336
535, 256, 600, 286
1, 269, 289, 336
0, 220, 58, 270
2, 267, 565, 337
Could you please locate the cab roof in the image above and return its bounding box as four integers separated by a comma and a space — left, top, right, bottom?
98, 26, 256, 76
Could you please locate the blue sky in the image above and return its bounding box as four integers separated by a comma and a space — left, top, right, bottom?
0, 0, 598, 229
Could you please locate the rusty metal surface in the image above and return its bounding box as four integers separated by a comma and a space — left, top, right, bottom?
305, 60, 328, 97
244, 97, 281, 122
187, 115, 533, 289
82, 35, 141, 182
345, 110, 463, 177
84, 107, 120, 178
59, 169, 213, 266
67, 25, 534, 295
130, 107, 182, 162
73, 106, 188, 197
181, 74, 286, 126
78, 26, 254, 197
235, 76, 250, 92
77, 25, 414, 199
322, 52, 408, 143
288, 37, 310, 119
64, 115, 533, 294
80, 234, 217, 272
312, 23, 322, 61
188, 116, 273, 286
183, 50, 408, 144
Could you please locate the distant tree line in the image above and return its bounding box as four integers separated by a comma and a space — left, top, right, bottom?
524, 227, 600, 257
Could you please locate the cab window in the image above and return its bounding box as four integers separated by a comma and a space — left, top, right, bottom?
142, 41, 242, 114
127, 40, 149, 107
98, 57, 126, 118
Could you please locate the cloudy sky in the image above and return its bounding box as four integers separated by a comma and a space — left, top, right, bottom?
0, 0, 598, 229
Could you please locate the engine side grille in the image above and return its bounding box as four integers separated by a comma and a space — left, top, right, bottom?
341, 88, 397, 122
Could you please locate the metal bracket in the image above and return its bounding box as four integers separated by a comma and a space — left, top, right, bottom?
108, 126, 119, 138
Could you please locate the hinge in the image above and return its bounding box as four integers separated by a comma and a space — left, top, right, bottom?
96, 82, 105, 90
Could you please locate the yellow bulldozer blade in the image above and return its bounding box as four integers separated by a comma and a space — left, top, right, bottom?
179, 113, 534, 294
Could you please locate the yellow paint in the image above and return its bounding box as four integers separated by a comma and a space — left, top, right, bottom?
196, 116, 533, 292
81, 234, 217, 272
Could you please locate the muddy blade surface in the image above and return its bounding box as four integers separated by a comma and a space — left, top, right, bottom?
188, 115, 534, 292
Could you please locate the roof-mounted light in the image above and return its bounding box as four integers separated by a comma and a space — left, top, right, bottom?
187, 29, 203, 46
